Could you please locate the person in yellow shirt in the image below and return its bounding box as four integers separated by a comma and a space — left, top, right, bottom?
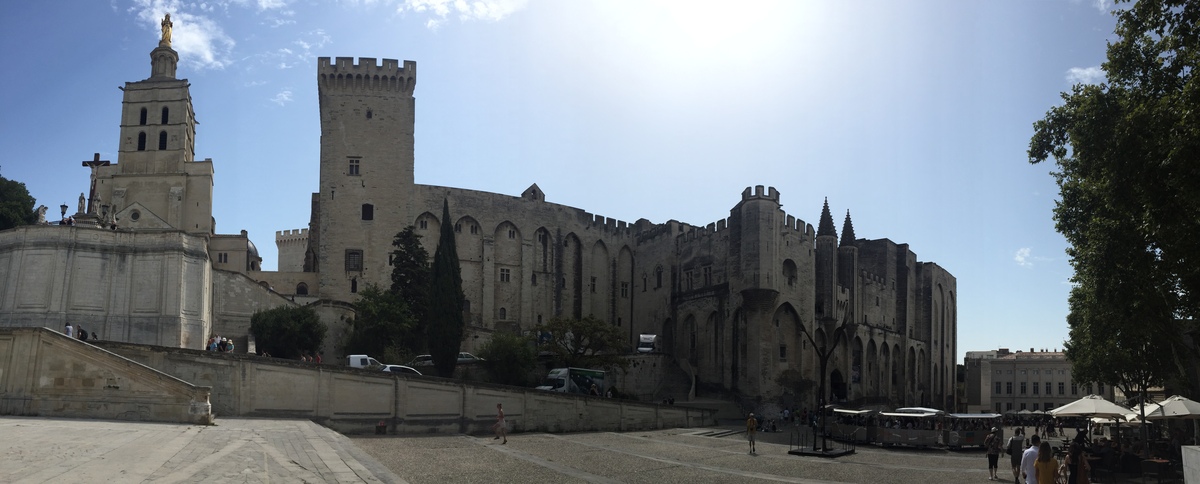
1032, 441, 1058, 484
746, 412, 758, 454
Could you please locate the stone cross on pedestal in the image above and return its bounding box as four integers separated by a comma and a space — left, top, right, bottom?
81, 153, 110, 215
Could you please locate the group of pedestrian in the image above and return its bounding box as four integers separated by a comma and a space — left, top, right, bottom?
996, 426, 1090, 484
206, 336, 234, 352
299, 351, 321, 363
63, 322, 93, 341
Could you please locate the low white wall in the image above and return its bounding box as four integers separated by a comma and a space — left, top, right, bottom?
96, 341, 716, 434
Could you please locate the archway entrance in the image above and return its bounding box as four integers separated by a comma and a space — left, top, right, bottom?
830, 369, 847, 403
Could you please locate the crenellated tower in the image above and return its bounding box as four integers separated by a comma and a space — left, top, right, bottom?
315, 57, 418, 301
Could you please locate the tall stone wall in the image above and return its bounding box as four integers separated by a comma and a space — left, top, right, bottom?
0, 225, 211, 348
210, 269, 297, 351
96, 341, 714, 434
0, 328, 212, 424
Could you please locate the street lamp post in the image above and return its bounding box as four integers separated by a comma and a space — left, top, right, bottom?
59, 204, 68, 225
800, 297, 855, 451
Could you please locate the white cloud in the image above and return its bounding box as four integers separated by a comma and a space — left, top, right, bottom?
270, 90, 293, 106
1093, 0, 1112, 12
131, 0, 236, 70
1066, 66, 1105, 85
1015, 247, 1033, 267
257, 0, 288, 10
398, 0, 529, 30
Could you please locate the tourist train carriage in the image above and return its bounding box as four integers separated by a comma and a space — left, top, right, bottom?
873, 407, 945, 448
943, 413, 1003, 449
828, 408, 877, 443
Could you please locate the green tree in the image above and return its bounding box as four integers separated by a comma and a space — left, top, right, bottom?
0, 175, 37, 230
427, 199, 465, 377
477, 332, 537, 386
1029, 0, 1200, 398
250, 305, 327, 359
535, 316, 630, 371
389, 226, 431, 354
343, 284, 417, 361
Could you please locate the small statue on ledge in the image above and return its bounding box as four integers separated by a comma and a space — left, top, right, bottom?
160, 13, 173, 47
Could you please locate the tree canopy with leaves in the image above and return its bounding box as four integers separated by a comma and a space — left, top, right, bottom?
343, 283, 417, 363
389, 226, 431, 354
1028, 0, 1200, 397
250, 305, 327, 359
0, 175, 37, 231
535, 316, 630, 371
477, 331, 537, 386
427, 199, 466, 377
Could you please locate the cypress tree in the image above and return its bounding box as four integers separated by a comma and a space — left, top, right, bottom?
428, 198, 465, 377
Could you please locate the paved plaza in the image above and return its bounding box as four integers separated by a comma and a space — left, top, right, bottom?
1, 417, 1162, 483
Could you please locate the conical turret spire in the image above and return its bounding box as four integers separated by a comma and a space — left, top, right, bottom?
817, 198, 837, 237
840, 210, 856, 247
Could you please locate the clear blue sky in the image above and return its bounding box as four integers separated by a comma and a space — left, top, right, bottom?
0, 1, 1120, 361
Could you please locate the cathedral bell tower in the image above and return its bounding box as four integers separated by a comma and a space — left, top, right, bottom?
92, 14, 214, 235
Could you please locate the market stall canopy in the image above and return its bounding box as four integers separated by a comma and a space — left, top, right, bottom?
1048, 394, 1133, 419
1124, 401, 1163, 421
1092, 416, 1143, 426
894, 407, 945, 415
1149, 395, 1200, 419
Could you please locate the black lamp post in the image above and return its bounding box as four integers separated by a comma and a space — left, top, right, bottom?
59, 204, 68, 225
800, 297, 855, 451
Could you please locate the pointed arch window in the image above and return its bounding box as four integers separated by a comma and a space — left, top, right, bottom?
139, 108, 148, 125
137, 132, 147, 151
161, 107, 169, 124
158, 131, 168, 150
296, 282, 308, 295
499, 307, 507, 320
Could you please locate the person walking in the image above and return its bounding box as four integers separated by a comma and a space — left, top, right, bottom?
493, 403, 507, 444
1033, 440, 1058, 484
746, 412, 758, 454
1065, 442, 1090, 484
1020, 434, 1042, 484
985, 427, 1002, 480
1007, 427, 1026, 484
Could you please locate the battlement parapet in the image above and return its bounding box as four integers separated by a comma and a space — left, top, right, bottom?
584, 213, 632, 236
776, 209, 812, 239
275, 228, 310, 244
317, 56, 416, 94
740, 185, 781, 202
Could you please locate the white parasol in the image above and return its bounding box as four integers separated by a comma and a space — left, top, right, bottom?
1049, 394, 1133, 419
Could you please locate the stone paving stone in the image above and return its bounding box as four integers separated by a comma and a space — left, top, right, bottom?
0, 417, 400, 483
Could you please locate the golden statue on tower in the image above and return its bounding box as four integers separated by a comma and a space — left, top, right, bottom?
160, 13, 173, 47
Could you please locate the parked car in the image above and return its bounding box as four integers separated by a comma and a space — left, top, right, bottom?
408, 353, 485, 366
380, 364, 422, 375
457, 352, 484, 363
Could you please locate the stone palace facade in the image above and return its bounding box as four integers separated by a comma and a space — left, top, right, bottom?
256, 56, 959, 407
0, 33, 958, 406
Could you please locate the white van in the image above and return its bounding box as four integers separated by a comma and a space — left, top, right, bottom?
637, 334, 658, 353
347, 354, 383, 369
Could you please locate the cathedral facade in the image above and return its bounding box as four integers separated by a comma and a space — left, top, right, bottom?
257, 56, 958, 407
0, 36, 284, 350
